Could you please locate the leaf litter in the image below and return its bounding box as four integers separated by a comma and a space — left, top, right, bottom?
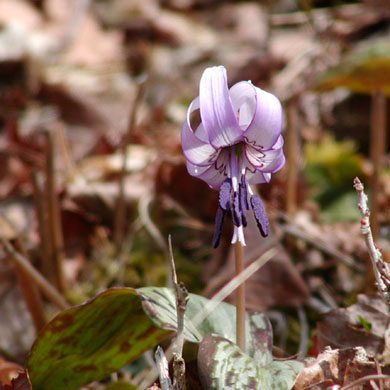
0, 0, 389, 389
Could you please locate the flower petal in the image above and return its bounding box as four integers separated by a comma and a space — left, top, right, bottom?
245, 142, 285, 173
246, 171, 271, 184
230, 82, 282, 149
181, 97, 217, 166
186, 160, 227, 189
199, 66, 242, 149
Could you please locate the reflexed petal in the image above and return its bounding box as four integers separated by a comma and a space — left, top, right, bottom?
246, 171, 271, 184
229, 81, 256, 129
181, 97, 217, 166
199, 66, 242, 149
186, 160, 227, 189
245, 143, 285, 173
240, 85, 282, 149
272, 134, 284, 149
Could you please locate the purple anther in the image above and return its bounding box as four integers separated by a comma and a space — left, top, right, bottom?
212, 207, 226, 248
232, 191, 242, 227
238, 183, 247, 227
219, 178, 232, 211
250, 195, 269, 237
240, 175, 250, 210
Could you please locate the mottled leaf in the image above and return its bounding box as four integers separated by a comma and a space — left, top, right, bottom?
138, 286, 272, 359
27, 288, 170, 390
198, 334, 304, 390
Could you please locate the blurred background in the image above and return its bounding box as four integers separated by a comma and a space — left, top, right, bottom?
0, 0, 389, 384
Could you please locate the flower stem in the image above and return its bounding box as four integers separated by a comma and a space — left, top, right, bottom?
234, 241, 245, 351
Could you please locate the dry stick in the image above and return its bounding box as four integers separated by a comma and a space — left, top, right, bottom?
168, 235, 187, 390
138, 194, 171, 284
369, 91, 387, 241
12, 239, 47, 332
1, 239, 68, 310
285, 100, 299, 216
340, 375, 390, 390
353, 177, 390, 306
32, 171, 52, 280
234, 242, 246, 352
155, 346, 173, 390
113, 77, 147, 251
45, 131, 66, 293
55, 122, 76, 180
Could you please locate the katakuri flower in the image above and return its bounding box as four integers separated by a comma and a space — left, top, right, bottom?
181, 66, 285, 248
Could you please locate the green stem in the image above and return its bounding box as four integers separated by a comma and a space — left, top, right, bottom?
234, 241, 245, 351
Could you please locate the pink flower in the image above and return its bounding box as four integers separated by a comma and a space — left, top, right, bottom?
181, 66, 285, 247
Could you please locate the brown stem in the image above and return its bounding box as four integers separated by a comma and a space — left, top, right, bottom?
234, 242, 245, 351
370, 90, 387, 241
32, 171, 51, 279
45, 131, 66, 292
113, 77, 147, 251
12, 239, 47, 332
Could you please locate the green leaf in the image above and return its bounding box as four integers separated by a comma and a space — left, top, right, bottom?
357, 315, 372, 332
105, 381, 138, 390
138, 286, 272, 360
198, 334, 304, 390
27, 288, 170, 390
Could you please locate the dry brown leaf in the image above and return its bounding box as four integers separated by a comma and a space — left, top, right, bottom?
317, 294, 390, 356
0, 358, 23, 386
293, 346, 390, 390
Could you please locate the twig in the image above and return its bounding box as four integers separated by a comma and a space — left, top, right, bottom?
113, 76, 147, 252
155, 346, 173, 390
32, 171, 51, 280
12, 239, 46, 333
340, 374, 390, 390
45, 131, 66, 292
138, 194, 170, 266
353, 177, 390, 306
14, 239, 46, 334
1, 238, 69, 310
168, 235, 187, 390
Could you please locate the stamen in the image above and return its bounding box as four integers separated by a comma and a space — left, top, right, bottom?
238, 182, 247, 227
250, 195, 269, 237
219, 179, 232, 210
232, 191, 241, 227
212, 206, 226, 248
240, 175, 250, 211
